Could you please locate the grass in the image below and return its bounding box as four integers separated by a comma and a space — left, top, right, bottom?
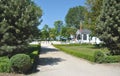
53, 44, 109, 62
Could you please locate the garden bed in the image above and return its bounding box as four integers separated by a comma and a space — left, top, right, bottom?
0, 44, 41, 74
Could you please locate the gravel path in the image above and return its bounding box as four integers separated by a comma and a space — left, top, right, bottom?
30, 43, 120, 76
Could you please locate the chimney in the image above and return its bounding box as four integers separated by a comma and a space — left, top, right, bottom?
80, 21, 82, 32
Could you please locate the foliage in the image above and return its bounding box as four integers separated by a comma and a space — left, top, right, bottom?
104, 56, 120, 63
10, 54, 32, 73
41, 24, 50, 40
54, 44, 120, 63
29, 50, 39, 71
61, 26, 77, 38
49, 28, 56, 40
54, 20, 63, 36
85, 0, 103, 35
96, 0, 120, 55
54, 44, 96, 62
65, 6, 87, 29
0, 57, 11, 73
27, 44, 40, 72
0, 45, 40, 73
85, 0, 103, 23
0, 0, 42, 55
94, 51, 105, 63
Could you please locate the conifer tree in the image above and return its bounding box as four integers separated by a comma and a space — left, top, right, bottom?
96, 0, 120, 55
0, 0, 42, 55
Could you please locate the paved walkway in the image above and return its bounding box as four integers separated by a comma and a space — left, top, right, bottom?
31, 43, 120, 76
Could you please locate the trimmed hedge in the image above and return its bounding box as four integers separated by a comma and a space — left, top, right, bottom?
10, 54, 32, 73
54, 44, 120, 63
54, 45, 94, 62
94, 51, 105, 63
0, 57, 11, 73
104, 56, 120, 63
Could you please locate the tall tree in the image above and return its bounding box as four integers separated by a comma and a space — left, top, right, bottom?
96, 0, 120, 55
65, 6, 86, 29
0, 0, 42, 55
56, 25, 76, 39
54, 20, 63, 36
41, 24, 50, 40
85, 0, 103, 35
49, 28, 56, 40
85, 0, 103, 22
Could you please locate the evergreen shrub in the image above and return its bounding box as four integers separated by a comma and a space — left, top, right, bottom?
10, 54, 32, 73
94, 51, 105, 63
0, 57, 11, 73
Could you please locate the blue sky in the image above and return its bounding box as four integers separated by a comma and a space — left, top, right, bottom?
34, 0, 86, 29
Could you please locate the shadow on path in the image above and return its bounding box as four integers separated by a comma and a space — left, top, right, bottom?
38, 45, 65, 66
40, 46, 58, 54
38, 57, 64, 66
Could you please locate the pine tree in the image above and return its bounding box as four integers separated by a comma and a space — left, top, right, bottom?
0, 0, 42, 55
96, 0, 120, 55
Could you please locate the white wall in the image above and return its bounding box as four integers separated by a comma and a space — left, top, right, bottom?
90, 37, 101, 44
78, 35, 102, 44
81, 34, 90, 43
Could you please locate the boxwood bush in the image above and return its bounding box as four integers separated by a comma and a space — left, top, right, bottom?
104, 55, 120, 63
94, 51, 120, 63
10, 54, 32, 73
94, 51, 105, 63
0, 57, 11, 73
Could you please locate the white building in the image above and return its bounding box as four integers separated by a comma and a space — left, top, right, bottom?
76, 29, 101, 44
90, 37, 101, 44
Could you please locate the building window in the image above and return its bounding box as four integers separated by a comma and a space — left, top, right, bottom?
77, 34, 81, 40
83, 34, 87, 40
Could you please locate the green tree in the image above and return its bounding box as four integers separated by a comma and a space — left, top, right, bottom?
65, 6, 86, 29
85, 0, 103, 22
59, 25, 77, 39
85, 0, 103, 35
96, 0, 120, 55
41, 24, 50, 40
49, 28, 56, 40
0, 0, 42, 55
54, 20, 63, 36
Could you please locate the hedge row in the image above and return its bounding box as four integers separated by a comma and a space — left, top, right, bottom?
94, 51, 120, 63
54, 45, 120, 63
54, 45, 94, 62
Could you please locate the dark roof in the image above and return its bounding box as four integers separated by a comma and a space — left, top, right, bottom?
81, 29, 91, 34
76, 29, 91, 34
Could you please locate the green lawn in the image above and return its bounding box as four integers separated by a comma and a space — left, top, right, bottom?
53, 44, 109, 62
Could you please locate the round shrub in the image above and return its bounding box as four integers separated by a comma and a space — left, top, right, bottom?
10, 54, 32, 73
94, 51, 105, 63
0, 57, 11, 73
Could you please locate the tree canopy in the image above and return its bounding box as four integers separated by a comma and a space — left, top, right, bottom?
0, 0, 42, 55
54, 20, 63, 36
84, 0, 103, 35
65, 6, 86, 29
41, 24, 50, 40
96, 0, 120, 55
